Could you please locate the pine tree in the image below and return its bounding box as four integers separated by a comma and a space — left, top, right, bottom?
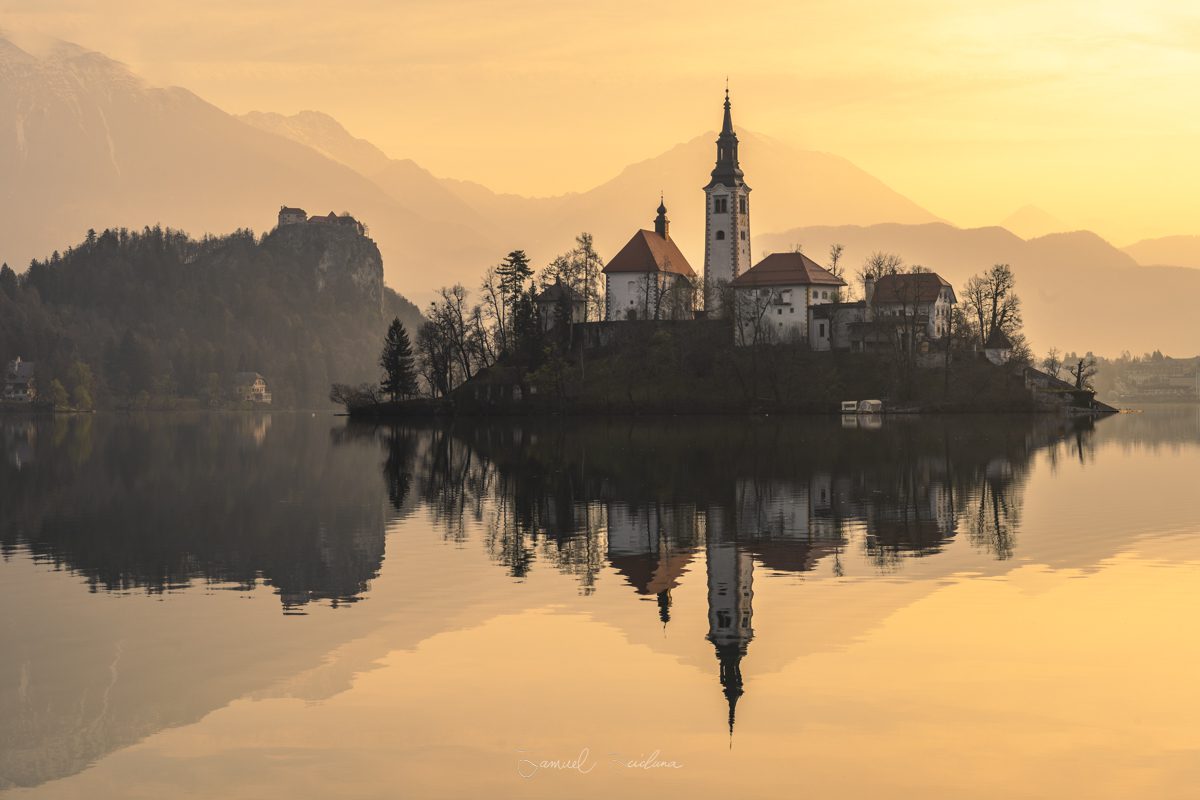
380, 317, 417, 401
496, 250, 533, 324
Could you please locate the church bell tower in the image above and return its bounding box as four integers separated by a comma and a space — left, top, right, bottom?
703, 87, 751, 314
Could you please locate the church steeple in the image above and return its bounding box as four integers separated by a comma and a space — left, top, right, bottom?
706, 537, 754, 740
654, 195, 670, 238
703, 85, 752, 313
716, 641, 747, 738
707, 87, 745, 189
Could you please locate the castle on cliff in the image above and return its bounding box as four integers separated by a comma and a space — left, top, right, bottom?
277, 206, 367, 237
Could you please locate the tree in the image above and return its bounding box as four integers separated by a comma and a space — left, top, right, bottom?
0, 263, 15, 299
329, 382, 381, 410
573, 233, 605, 321
488, 250, 534, 352
827, 244, 847, 299
66, 360, 95, 411
1041, 347, 1063, 379
541, 234, 605, 321
415, 320, 454, 398
858, 251, 903, 285
380, 317, 418, 401
509, 288, 543, 367
963, 264, 1023, 347
1067, 353, 1098, 389
47, 378, 69, 409
426, 285, 477, 386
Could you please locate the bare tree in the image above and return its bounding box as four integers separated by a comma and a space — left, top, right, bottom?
963, 264, 1023, 347
858, 251, 904, 286
1041, 347, 1063, 379
541, 233, 605, 321
1067, 353, 1098, 389
415, 321, 454, 397
479, 265, 508, 354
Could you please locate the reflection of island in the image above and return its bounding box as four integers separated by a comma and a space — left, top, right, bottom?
378, 414, 1096, 732
0, 414, 389, 608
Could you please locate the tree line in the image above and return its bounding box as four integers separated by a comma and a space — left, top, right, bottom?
0, 225, 422, 408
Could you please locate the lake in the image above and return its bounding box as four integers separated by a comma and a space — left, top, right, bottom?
2, 408, 1198, 799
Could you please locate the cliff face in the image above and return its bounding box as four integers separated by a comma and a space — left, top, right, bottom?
264, 223, 384, 316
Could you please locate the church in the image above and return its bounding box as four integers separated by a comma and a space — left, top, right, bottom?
602, 89, 959, 352
602, 88, 751, 321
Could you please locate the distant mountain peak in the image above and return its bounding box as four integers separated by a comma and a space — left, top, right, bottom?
239, 109, 392, 177
1000, 204, 1067, 239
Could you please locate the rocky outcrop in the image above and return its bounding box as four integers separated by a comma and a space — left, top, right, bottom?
264, 223, 384, 316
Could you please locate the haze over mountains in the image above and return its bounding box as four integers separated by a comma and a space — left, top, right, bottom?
3, 33, 1199, 356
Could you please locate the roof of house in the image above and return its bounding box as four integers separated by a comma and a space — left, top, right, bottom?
233, 372, 266, 384
984, 328, 1014, 349
6, 360, 34, 381
1024, 366, 1076, 391
871, 272, 955, 305
279, 206, 306, 214
535, 279, 583, 304
603, 230, 696, 277
730, 252, 846, 289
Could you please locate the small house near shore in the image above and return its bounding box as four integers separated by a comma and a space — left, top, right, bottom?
3, 357, 36, 403
233, 372, 272, 404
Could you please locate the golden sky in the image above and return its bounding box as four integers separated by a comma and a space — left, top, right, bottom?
5, 0, 1200, 243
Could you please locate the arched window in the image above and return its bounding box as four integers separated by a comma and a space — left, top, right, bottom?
716, 230, 726, 240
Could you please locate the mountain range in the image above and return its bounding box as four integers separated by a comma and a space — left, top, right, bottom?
2, 33, 1198, 356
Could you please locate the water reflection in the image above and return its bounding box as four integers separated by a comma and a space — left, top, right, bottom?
5, 409, 1189, 793
1, 414, 388, 610
366, 414, 1098, 735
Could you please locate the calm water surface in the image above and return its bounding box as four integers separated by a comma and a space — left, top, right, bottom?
1, 409, 1199, 799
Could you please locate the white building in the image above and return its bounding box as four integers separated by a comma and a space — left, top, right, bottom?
865, 272, 958, 340
984, 328, 1014, 365
816, 272, 959, 352
729, 252, 846, 345
603, 201, 696, 321
703, 89, 752, 315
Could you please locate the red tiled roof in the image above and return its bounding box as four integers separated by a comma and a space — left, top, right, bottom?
603, 230, 696, 277
730, 252, 846, 288
871, 272, 954, 305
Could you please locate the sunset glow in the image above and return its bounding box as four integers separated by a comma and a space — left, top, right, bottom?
6, 0, 1200, 243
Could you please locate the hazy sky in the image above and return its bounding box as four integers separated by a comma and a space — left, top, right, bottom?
5, 0, 1200, 243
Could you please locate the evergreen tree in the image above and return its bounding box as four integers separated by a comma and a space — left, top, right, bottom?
496, 250, 533, 325
0, 263, 15, 299
380, 317, 418, 401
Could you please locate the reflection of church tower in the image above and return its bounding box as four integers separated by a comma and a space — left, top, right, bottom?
706, 537, 754, 735
703, 87, 752, 314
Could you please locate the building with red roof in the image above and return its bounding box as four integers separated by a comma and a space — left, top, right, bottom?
603, 200, 696, 321
729, 251, 846, 345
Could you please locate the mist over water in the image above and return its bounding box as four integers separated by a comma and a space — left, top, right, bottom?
2, 408, 1198, 798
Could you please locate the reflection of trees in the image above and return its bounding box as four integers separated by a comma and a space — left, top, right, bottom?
966, 469, 1020, 560
1, 414, 390, 610
370, 415, 1091, 587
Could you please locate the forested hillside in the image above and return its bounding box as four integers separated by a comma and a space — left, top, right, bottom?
0, 224, 422, 408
